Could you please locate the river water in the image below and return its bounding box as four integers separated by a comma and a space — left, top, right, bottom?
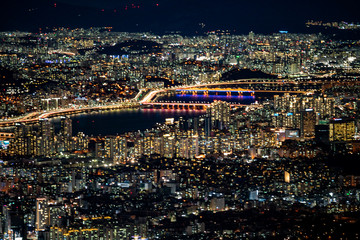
53, 92, 277, 136
53, 108, 205, 136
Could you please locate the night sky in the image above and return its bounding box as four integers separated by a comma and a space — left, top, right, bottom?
1, 0, 359, 34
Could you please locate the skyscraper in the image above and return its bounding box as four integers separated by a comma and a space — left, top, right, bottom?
300, 109, 316, 138
36, 198, 49, 231
329, 118, 355, 142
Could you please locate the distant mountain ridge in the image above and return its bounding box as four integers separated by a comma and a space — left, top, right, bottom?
1, 0, 359, 35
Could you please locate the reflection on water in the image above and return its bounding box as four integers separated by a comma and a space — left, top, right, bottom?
156, 92, 284, 105
51, 92, 283, 136
163, 94, 257, 105
53, 108, 205, 136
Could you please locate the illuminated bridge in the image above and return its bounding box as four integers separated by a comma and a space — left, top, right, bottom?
140, 86, 260, 110
176, 87, 255, 96
141, 101, 250, 110
0, 102, 140, 127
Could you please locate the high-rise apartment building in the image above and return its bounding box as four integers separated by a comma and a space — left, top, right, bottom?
206, 101, 230, 128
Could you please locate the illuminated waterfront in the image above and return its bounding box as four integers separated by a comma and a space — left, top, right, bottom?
53, 108, 205, 136
2, 22, 360, 239
55, 93, 262, 136
54, 92, 283, 136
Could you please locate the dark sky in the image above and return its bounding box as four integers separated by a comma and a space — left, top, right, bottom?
1, 0, 359, 34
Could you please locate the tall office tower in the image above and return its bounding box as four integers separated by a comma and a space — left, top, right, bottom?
36, 198, 49, 231
60, 116, 72, 152
329, 118, 355, 142
300, 109, 316, 138
206, 101, 230, 128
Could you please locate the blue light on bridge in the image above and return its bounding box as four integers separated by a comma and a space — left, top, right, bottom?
176, 89, 254, 93
176, 94, 254, 99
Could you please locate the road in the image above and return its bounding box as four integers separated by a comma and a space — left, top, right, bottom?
0, 79, 309, 127
0, 102, 139, 127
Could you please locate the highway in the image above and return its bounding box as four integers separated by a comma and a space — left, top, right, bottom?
0, 79, 309, 128
139, 79, 311, 106
0, 102, 139, 127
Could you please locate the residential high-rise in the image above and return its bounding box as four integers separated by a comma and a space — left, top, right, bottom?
38, 118, 55, 156
163, 134, 175, 158
206, 101, 230, 129
204, 117, 212, 137
60, 116, 72, 137
60, 116, 72, 152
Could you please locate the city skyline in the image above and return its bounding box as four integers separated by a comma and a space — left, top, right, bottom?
1, 1, 360, 238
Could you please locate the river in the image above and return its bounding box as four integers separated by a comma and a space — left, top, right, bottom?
53, 108, 205, 136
